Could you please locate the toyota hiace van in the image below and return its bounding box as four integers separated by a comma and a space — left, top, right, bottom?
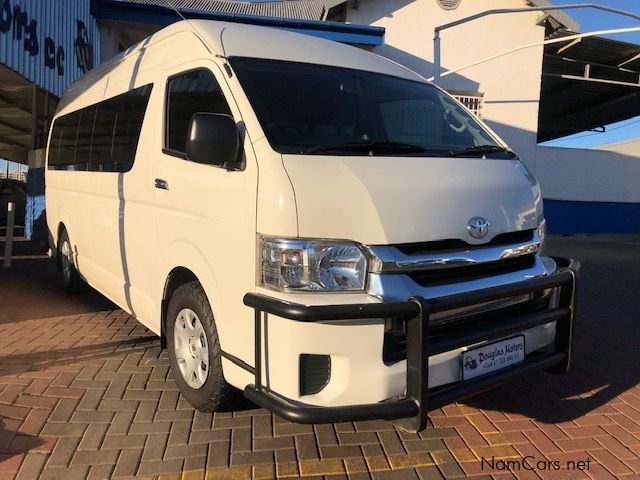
46, 20, 577, 431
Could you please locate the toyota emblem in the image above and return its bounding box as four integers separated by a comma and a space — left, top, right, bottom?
467, 217, 490, 239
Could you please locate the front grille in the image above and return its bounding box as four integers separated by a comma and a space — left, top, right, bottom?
379, 230, 542, 365
383, 294, 551, 364
396, 229, 534, 256
407, 254, 536, 288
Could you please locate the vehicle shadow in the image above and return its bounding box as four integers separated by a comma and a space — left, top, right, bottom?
459, 235, 640, 424
0, 335, 160, 377
0, 418, 45, 465
0, 337, 260, 416
0, 257, 115, 324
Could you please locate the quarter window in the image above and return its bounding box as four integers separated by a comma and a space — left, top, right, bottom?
48, 110, 82, 170
165, 69, 232, 155
76, 106, 97, 170
89, 98, 118, 171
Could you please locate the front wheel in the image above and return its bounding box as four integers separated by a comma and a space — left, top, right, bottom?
166, 281, 232, 411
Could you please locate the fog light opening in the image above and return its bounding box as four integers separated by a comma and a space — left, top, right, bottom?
299, 354, 331, 396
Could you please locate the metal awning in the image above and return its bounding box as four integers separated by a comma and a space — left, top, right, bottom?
538, 31, 640, 143
111, 0, 328, 21
91, 0, 385, 46
0, 65, 53, 165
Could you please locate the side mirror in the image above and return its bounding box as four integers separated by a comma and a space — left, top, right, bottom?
186, 113, 244, 170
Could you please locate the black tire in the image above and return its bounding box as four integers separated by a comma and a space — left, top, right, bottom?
58, 229, 87, 294
166, 281, 232, 411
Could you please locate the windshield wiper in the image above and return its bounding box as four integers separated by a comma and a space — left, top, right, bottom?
450, 145, 514, 157
302, 140, 430, 154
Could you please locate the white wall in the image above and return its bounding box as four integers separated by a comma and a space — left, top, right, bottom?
99, 24, 121, 63
596, 138, 640, 157
348, 0, 547, 170
535, 145, 640, 203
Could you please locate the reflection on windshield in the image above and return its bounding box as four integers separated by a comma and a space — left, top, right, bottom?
230, 57, 514, 159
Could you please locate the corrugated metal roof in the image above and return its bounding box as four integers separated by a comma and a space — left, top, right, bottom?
538, 32, 640, 142
92, 0, 384, 46
0, 0, 100, 97
546, 30, 640, 71
115, 0, 326, 20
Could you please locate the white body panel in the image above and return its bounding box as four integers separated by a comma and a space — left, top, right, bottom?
283, 155, 537, 245
46, 20, 552, 407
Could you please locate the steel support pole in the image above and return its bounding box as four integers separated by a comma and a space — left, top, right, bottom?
3, 202, 15, 268
433, 32, 441, 86
432, 4, 640, 86
44, 92, 50, 144
31, 84, 38, 150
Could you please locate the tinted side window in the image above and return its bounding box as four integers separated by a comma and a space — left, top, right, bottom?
48, 111, 81, 170
89, 98, 118, 172
166, 69, 232, 154
48, 121, 64, 169
111, 87, 152, 172
48, 84, 152, 172
76, 106, 97, 170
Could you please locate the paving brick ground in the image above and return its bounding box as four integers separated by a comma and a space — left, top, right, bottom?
0, 235, 639, 480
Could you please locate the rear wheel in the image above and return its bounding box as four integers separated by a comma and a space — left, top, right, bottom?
166, 281, 232, 411
58, 229, 86, 294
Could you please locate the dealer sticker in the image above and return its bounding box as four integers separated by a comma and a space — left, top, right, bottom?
462, 336, 525, 381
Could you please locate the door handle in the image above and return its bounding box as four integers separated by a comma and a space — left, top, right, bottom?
154, 179, 169, 190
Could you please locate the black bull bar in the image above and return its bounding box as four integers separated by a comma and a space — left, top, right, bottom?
242, 257, 578, 432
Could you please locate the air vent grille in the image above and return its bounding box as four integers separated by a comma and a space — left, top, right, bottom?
299, 354, 331, 396
408, 255, 536, 288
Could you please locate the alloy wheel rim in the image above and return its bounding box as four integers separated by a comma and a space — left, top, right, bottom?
174, 308, 209, 389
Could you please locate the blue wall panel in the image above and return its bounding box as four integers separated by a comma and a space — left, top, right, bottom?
24, 166, 45, 241
544, 199, 640, 234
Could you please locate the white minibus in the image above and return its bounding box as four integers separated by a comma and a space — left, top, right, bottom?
46, 20, 577, 431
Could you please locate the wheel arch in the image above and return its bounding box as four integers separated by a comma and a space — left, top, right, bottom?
156, 239, 227, 364
55, 222, 68, 268
160, 263, 223, 349
51, 210, 72, 261
161, 267, 199, 346
48, 203, 72, 253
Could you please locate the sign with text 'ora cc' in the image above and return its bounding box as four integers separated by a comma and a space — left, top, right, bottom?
0, 0, 98, 96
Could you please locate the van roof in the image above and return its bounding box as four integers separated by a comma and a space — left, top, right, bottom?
60, 20, 424, 106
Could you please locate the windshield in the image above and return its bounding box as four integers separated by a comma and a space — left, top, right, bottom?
229, 57, 514, 158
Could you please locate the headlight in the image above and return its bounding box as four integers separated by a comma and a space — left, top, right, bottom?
259, 237, 367, 291
516, 161, 544, 225
538, 218, 546, 247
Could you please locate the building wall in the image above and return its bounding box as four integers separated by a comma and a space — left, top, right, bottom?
0, 0, 100, 97
535, 145, 640, 233
348, 0, 547, 170
536, 146, 640, 204
596, 138, 640, 157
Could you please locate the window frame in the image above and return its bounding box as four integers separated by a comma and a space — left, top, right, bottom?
47, 109, 83, 171
162, 66, 233, 161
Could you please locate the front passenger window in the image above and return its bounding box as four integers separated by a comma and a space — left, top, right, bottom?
166, 69, 232, 155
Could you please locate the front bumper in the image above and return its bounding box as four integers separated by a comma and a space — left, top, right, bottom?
242, 257, 578, 432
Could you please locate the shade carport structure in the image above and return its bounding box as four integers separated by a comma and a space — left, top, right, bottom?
0, 64, 53, 166
538, 31, 640, 142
